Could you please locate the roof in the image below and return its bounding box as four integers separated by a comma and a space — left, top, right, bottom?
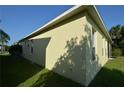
19, 5, 112, 43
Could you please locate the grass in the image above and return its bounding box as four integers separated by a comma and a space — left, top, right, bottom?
0, 53, 81, 87
0, 53, 124, 87
89, 57, 124, 87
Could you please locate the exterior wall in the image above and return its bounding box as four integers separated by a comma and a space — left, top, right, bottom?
22, 38, 50, 66
21, 11, 110, 86
85, 13, 109, 86
30, 12, 88, 85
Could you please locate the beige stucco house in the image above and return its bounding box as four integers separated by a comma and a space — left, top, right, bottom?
19, 5, 112, 86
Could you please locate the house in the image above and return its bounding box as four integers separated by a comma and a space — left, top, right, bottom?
19, 5, 112, 86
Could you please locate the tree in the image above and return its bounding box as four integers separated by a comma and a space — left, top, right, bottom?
9, 44, 22, 54
0, 29, 10, 53
109, 25, 121, 47
109, 25, 124, 56
121, 26, 124, 38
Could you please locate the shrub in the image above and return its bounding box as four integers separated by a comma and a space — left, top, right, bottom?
112, 48, 122, 57
9, 44, 22, 55
5, 45, 10, 51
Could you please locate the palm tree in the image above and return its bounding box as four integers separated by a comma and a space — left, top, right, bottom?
0, 29, 10, 53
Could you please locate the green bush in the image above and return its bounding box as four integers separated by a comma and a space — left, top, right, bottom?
9, 44, 22, 55
5, 45, 10, 51
112, 48, 122, 57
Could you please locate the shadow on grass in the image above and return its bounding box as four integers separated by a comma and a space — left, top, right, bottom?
32, 71, 82, 87
89, 67, 124, 87
0, 54, 42, 87
0, 54, 82, 87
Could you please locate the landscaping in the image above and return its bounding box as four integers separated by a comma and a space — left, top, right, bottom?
0, 53, 124, 87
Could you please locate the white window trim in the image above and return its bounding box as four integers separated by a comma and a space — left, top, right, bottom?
102, 38, 105, 57
92, 27, 97, 61
105, 40, 108, 59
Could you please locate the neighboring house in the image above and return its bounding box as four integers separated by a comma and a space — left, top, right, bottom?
19, 5, 112, 86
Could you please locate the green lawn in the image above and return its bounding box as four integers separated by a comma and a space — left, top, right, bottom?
0, 53, 81, 87
0, 53, 124, 87
89, 57, 124, 87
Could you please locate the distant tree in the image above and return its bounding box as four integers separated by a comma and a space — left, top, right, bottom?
0, 29, 10, 53
121, 26, 124, 38
4, 45, 10, 51
112, 48, 122, 57
109, 25, 124, 56
109, 25, 121, 47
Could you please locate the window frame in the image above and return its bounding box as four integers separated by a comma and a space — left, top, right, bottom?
31, 46, 33, 54
92, 28, 97, 61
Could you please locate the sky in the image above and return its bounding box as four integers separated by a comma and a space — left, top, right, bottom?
0, 5, 124, 45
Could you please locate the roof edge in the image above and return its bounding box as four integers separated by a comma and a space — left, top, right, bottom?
19, 5, 112, 43
19, 5, 83, 42
93, 5, 112, 43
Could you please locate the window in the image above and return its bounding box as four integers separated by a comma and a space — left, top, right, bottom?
31, 47, 33, 54
92, 29, 96, 60
105, 48, 107, 57
31, 40, 33, 47
92, 47, 96, 60
102, 38, 104, 56
105, 40, 108, 57
27, 43, 29, 47
102, 48, 104, 56
30, 40, 34, 54
25, 41, 29, 47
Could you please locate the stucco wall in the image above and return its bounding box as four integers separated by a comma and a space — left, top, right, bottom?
21, 11, 109, 86
22, 38, 50, 66
30, 12, 88, 85
85, 14, 109, 86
